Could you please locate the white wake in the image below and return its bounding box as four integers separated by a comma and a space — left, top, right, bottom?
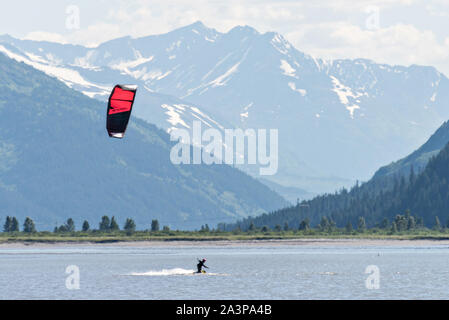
129, 268, 196, 276
127, 268, 228, 276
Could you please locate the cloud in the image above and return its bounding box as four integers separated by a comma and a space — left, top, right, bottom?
286, 21, 449, 76
313, 0, 418, 10
66, 23, 123, 47
39, 0, 308, 46
426, 2, 449, 17
24, 31, 67, 44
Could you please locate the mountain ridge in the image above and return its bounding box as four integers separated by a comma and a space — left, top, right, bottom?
2, 21, 449, 198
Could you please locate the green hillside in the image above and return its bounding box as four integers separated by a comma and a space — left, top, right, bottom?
226, 122, 449, 230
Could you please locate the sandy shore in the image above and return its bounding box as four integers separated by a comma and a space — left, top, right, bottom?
1, 238, 449, 249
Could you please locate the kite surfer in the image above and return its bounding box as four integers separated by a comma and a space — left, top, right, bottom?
196, 258, 208, 273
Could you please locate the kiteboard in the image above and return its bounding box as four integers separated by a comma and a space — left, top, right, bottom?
194, 270, 207, 274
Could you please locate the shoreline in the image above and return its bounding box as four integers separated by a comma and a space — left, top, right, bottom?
2, 238, 449, 248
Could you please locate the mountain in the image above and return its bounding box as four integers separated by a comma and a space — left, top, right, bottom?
392, 142, 449, 226
0, 52, 288, 230
373, 120, 449, 179
2, 22, 449, 197
226, 118, 449, 230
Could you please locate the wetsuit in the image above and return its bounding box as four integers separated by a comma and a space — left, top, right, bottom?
197, 260, 208, 273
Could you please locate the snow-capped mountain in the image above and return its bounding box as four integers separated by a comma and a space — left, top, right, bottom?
2, 21, 449, 196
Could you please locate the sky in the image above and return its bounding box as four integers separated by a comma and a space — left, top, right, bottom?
1, 0, 448, 75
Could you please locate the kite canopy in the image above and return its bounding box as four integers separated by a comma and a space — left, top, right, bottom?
106, 84, 137, 138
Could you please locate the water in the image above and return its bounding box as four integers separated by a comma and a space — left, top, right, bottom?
1, 243, 449, 299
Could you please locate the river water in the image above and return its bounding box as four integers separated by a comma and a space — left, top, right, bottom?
1, 241, 449, 299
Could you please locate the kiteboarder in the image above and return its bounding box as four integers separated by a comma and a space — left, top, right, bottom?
196, 258, 208, 273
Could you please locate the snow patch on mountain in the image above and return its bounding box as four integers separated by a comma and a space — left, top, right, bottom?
24, 52, 48, 64
280, 60, 297, 78
240, 102, 253, 122
210, 62, 240, 87
209, 48, 250, 87
161, 104, 190, 128
288, 82, 307, 96
201, 52, 233, 81
190, 106, 224, 129
138, 69, 173, 82
240, 112, 248, 119
271, 33, 291, 55
111, 55, 154, 72
183, 49, 250, 98
166, 41, 182, 52
430, 92, 437, 102
330, 76, 364, 118
73, 51, 101, 70
0, 45, 109, 95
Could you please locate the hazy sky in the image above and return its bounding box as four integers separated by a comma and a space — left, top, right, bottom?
2, 0, 448, 75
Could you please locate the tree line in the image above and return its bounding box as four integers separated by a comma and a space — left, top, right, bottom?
2, 216, 166, 234
219, 210, 449, 234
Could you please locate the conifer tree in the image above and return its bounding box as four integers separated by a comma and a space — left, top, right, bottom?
110, 216, 120, 231
11, 217, 19, 232
3, 216, 12, 232
151, 219, 160, 232
99, 216, 110, 231
82, 220, 90, 232
124, 218, 136, 235
23, 217, 36, 233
